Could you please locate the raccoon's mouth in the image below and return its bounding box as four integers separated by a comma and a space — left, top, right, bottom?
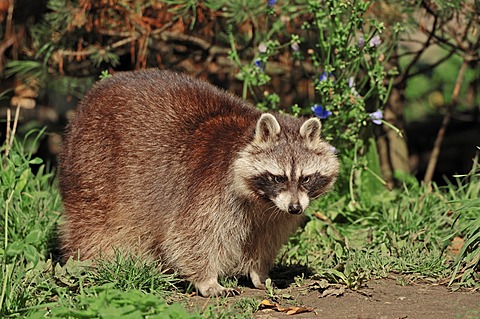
248, 180, 308, 215
270, 192, 309, 215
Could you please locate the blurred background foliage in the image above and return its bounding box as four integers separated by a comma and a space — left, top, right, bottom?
0, 0, 478, 186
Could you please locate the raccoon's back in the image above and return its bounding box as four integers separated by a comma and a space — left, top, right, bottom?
61, 70, 257, 189
58, 70, 260, 257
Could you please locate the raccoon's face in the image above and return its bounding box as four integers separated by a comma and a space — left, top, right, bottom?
233, 114, 339, 215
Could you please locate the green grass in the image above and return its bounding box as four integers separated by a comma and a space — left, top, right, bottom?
89, 253, 180, 294
1, 133, 479, 318
445, 156, 480, 287
1, 130, 62, 315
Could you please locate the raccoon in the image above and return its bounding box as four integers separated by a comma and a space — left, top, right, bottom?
58, 69, 339, 297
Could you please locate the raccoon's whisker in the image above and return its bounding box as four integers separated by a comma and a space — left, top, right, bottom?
311, 192, 326, 201
262, 204, 278, 224
265, 205, 281, 224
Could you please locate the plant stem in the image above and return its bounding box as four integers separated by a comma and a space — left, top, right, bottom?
423, 59, 469, 185
1, 190, 15, 312
5, 105, 20, 158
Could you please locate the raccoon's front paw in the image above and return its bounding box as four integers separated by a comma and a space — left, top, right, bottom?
196, 280, 240, 297
217, 287, 241, 297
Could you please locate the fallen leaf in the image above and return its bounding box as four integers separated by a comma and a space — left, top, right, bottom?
321, 285, 345, 298
308, 279, 330, 290
286, 306, 312, 315
309, 280, 346, 298
259, 299, 277, 308
258, 300, 314, 316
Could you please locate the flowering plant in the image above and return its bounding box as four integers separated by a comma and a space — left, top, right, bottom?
228, 0, 402, 199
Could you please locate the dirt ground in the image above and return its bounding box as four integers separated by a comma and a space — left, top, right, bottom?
249, 279, 480, 319
207, 278, 480, 319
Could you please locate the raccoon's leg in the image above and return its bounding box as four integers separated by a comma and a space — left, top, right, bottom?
249, 269, 268, 290
195, 277, 240, 297
248, 250, 277, 290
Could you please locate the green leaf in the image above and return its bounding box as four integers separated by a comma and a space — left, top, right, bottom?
28, 157, 43, 165
24, 244, 40, 265
25, 229, 43, 244
6, 241, 25, 256
15, 168, 30, 194
98, 305, 138, 319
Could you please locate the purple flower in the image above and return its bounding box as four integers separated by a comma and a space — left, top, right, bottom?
311, 104, 332, 119
358, 35, 365, 48
291, 42, 300, 51
329, 146, 338, 154
369, 35, 381, 47
268, 0, 276, 7
369, 109, 383, 125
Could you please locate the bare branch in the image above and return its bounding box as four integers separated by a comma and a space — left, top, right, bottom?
423, 59, 469, 185
398, 13, 437, 85
406, 48, 456, 79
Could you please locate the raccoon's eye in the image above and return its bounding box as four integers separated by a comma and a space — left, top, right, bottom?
272, 175, 286, 184
300, 176, 311, 185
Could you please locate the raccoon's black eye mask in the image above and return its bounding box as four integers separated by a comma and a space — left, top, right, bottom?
262, 173, 321, 187
305, 173, 332, 196
249, 173, 287, 199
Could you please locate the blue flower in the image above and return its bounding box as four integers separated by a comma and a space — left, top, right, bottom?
254, 59, 264, 72
311, 104, 332, 119
369, 35, 381, 47
268, 0, 276, 7
369, 109, 383, 125
319, 71, 333, 82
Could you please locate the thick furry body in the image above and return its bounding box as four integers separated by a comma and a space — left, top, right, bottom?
59, 70, 339, 296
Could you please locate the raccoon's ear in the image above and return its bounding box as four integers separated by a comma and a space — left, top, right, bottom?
254, 113, 281, 144
300, 118, 322, 146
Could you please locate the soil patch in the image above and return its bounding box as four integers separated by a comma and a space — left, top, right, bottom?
190, 278, 480, 319
252, 278, 480, 319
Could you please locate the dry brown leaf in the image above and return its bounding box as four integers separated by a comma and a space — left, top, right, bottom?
285, 306, 312, 315
276, 305, 288, 312
309, 280, 347, 298
259, 299, 277, 308
258, 299, 314, 316
314, 211, 329, 222
320, 285, 345, 298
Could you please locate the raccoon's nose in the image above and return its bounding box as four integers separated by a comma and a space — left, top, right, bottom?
288, 203, 303, 215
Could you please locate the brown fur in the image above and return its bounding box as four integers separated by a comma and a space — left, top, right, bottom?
58, 69, 339, 296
